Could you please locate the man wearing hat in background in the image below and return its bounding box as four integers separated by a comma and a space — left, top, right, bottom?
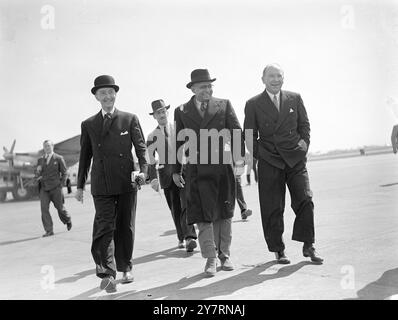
147, 99, 198, 252
75, 75, 148, 293
173, 69, 245, 276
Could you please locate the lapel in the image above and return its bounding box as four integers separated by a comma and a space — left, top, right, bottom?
92, 111, 104, 138
201, 98, 220, 128
275, 91, 290, 130
257, 90, 279, 121
183, 96, 202, 128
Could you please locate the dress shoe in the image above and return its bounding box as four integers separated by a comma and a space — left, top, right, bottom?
204, 257, 217, 277
66, 221, 72, 231
100, 276, 116, 293
185, 238, 197, 252
275, 251, 290, 264
220, 257, 234, 271
241, 209, 252, 220
303, 245, 324, 264
121, 271, 134, 284
42, 231, 54, 237
178, 240, 184, 249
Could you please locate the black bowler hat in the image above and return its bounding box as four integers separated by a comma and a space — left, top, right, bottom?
149, 99, 170, 115
91, 75, 120, 95
186, 69, 216, 89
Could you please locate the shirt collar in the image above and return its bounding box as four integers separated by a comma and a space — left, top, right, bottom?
266, 90, 280, 101
101, 107, 115, 118
45, 152, 54, 159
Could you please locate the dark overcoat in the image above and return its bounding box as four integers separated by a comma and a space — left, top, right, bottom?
174, 96, 244, 224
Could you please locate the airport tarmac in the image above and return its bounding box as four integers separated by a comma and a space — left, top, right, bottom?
0, 153, 397, 300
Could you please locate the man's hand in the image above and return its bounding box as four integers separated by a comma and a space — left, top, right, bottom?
135, 172, 146, 186
298, 139, 308, 152
172, 173, 185, 188
392, 125, 398, 154
150, 178, 160, 192
75, 188, 84, 203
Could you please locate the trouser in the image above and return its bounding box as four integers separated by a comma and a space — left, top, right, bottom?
196, 218, 232, 260
164, 183, 197, 241
235, 176, 247, 212
40, 186, 71, 233
258, 159, 315, 252
91, 191, 137, 279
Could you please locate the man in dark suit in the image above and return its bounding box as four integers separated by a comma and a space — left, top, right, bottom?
147, 99, 198, 252
244, 63, 323, 265
173, 69, 245, 276
75, 75, 148, 293
392, 124, 398, 154
37, 140, 71, 237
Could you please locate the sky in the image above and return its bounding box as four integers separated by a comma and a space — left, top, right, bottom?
1, 0, 398, 155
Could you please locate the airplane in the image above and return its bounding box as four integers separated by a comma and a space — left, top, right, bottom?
0, 135, 81, 202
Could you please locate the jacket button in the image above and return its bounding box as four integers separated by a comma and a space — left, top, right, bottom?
98, 144, 101, 147
120, 153, 123, 157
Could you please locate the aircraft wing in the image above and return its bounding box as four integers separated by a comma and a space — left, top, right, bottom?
53, 135, 81, 167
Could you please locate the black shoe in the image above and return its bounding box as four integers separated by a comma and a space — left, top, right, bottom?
186, 239, 197, 252
275, 251, 290, 264
42, 231, 54, 237
100, 276, 117, 293
66, 221, 72, 231
303, 245, 324, 264
241, 209, 252, 220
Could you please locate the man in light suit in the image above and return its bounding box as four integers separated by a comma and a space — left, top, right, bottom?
244, 64, 323, 265
173, 69, 245, 276
147, 99, 198, 252
75, 75, 148, 293
37, 140, 71, 237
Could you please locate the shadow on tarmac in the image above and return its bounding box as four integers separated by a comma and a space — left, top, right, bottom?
0, 236, 42, 246
159, 229, 177, 237
69, 260, 312, 300
346, 267, 398, 300
56, 246, 199, 284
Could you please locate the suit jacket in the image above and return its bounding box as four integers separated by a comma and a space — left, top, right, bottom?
77, 108, 148, 196
174, 96, 244, 224
244, 89, 310, 169
147, 123, 175, 189
37, 153, 67, 191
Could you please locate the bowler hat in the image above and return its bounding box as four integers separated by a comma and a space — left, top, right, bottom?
149, 99, 170, 115
186, 69, 216, 89
91, 75, 120, 95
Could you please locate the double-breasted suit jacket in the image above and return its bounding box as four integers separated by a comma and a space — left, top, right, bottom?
174, 96, 244, 224
37, 153, 67, 192
244, 90, 310, 169
77, 108, 148, 195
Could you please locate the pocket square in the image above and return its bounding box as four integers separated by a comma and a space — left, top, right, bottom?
120, 131, 128, 135
289, 108, 294, 113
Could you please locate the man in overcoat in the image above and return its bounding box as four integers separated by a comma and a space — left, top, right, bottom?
173, 69, 245, 276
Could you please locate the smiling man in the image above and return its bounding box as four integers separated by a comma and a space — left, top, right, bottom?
244, 63, 323, 265
76, 75, 148, 293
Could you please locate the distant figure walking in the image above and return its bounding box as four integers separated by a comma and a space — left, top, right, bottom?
37, 140, 72, 237
392, 124, 398, 154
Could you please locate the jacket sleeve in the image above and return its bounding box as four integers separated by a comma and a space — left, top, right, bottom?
58, 155, 68, 185
225, 100, 245, 163
77, 121, 92, 190
243, 101, 259, 160
296, 94, 310, 147
130, 114, 148, 176
146, 132, 158, 181
173, 106, 184, 175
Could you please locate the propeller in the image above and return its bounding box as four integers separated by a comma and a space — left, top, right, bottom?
3, 139, 16, 167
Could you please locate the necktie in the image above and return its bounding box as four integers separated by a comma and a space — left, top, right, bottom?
102, 112, 112, 136
200, 101, 207, 112
46, 155, 50, 164
273, 94, 279, 111
163, 125, 169, 138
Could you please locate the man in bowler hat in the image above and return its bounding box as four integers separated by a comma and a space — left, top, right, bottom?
37, 139, 72, 237
147, 99, 198, 252
173, 69, 245, 276
244, 63, 323, 265
75, 75, 148, 293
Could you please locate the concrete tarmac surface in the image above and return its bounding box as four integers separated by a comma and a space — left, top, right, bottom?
0, 153, 397, 300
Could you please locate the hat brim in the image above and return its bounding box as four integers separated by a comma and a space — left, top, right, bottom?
149, 105, 170, 115
186, 78, 216, 89
91, 84, 119, 95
